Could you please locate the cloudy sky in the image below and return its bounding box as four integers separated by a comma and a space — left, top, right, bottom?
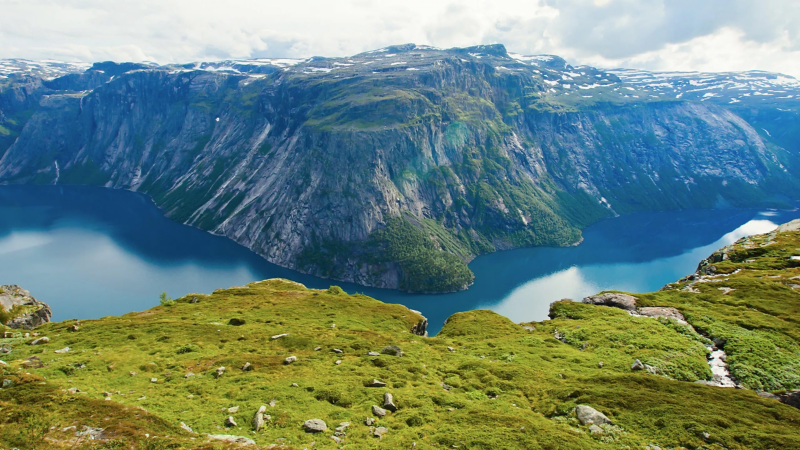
2, 0, 799, 76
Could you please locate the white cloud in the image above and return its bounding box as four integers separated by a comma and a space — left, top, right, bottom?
0, 0, 798, 77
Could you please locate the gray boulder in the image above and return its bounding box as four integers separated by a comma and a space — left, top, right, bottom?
224, 416, 237, 427
373, 426, 388, 438
372, 405, 387, 417
284, 356, 297, 364
303, 418, 327, 433
631, 359, 645, 371
383, 393, 397, 412
582, 293, 637, 311
368, 379, 387, 387
252, 405, 267, 431
574, 405, 612, 425
29, 337, 49, 345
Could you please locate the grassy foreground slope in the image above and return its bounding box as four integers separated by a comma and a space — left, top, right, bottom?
2, 226, 800, 449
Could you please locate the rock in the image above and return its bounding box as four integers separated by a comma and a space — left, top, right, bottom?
291, 383, 299, 388
582, 293, 637, 311
106, 364, 114, 372
372, 405, 387, 417
303, 418, 327, 433
180, 422, 195, 434
252, 405, 267, 431
271, 333, 289, 340
269, 399, 277, 407
228, 406, 239, 413
636, 307, 687, 324
522, 325, 536, 332
314, 347, 322, 351
0, 285, 52, 330
242, 362, 252, 371
381, 346, 403, 357
129, 371, 137, 376
224, 416, 237, 427
0, 360, 6, 366
2, 379, 13, 388
718, 287, 736, 295
383, 393, 397, 412
368, 379, 387, 388
365, 417, 376, 425
29, 336, 49, 345
631, 359, 645, 371
447, 347, 455, 353
69, 324, 80, 332
0, 344, 10, 354
331, 436, 342, 444
208, 435, 255, 446
574, 405, 612, 425
410, 318, 428, 337
588, 424, 604, 434
777, 390, 800, 409
332, 348, 343, 354
150, 378, 158, 383
184, 372, 195, 379
54, 347, 70, 354
598, 362, 604, 368
334, 360, 342, 365
367, 351, 380, 356
284, 356, 297, 364
189, 296, 200, 304
373, 426, 388, 438
335, 422, 350, 432
215, 366, 226, 378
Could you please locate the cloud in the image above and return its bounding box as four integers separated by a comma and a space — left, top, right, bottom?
0, 0, 798, 77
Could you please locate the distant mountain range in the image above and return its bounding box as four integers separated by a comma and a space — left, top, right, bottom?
1, 44, 798, 292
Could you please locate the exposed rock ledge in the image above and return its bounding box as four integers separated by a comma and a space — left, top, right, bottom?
0, 285, 52, 330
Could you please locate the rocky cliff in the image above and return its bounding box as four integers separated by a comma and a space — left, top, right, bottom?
0, 44, 798, 291
0, 285, 51, 330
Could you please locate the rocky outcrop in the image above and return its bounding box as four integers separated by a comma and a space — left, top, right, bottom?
0, 285, 51, 330
582, 293, 637, 311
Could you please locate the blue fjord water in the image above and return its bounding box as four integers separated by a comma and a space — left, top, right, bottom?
1, 184, 798, 335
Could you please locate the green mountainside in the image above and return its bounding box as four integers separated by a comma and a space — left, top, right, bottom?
2, 221, 800, 449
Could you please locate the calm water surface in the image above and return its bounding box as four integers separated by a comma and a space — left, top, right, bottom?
1, 185, 798, 334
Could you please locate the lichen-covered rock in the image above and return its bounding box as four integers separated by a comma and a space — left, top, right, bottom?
303, 418, 327, 433
0, 285, 52, 330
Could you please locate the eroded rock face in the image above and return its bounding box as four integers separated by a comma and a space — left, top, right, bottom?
0, 285, 52, 330
582, 293, 637, 311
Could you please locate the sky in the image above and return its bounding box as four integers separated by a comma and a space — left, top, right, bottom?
1, 0, 799, 77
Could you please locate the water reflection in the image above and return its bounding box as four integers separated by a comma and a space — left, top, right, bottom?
0, 185, 797, 334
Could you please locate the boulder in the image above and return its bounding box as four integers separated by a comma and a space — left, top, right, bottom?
365, 417, 376, 425
383, 393, 397, 412
271, 333, 289, 340
332, 348, 343, 354
0, 285, 52, 330
224, 416, 237, 427
180, 422, 195, 434
588, 424, 604, 434
637, 307, 687, 324
574, 405, 612, 425
252, 405, 267, 431
54, 347, 70, 354
410, 318, 428, 337
372, 405, 387, 417
373, 426, 388, 438
29, 337, 49, 345
284, 356, 297, 364
303, 418, 327, 433
368, 379, 387, 388
228, 406, 239, 413
631, 359, 645, 371
214, 366, 226, 378
367, 351, 380, 356
582, 293, 637, 311
241, 362, 252, 371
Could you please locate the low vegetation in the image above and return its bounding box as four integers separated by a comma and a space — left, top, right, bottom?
2, 227, 800, 449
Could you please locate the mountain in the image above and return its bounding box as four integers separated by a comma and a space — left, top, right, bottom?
1, 44, 799, 292
1, 221, 800, 448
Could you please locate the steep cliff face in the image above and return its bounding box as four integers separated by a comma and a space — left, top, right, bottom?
0, 44, 798, 292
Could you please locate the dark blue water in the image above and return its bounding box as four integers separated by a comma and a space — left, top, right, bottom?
1, 185, 798, 334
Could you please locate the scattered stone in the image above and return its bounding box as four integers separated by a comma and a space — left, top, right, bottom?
447, 347, 455, 353
383, 393, 397, 412
29, 336, 49, 345
180, 422, 195, 434
224, 416, 237, 427
53, 346, 71, 354
598, 362, 604, 368
215, 366, 226, 378
331, 323, 336, 329
588, 424, 604, 434
184, 372, 195, 379
335, 422, 350, 432
303, 419, 327, 433
636, 307, 687, 324
285, 356, 297, 365
718, 287, 736, 295
228, 406, 240, 413
106, 364, 114, 372
271, 333, 289, 340
208, 435, 255, 446
314, 347, 322, 351
441, 382, 452, 391
2, 379, 13, 388
582, 293, 637, 311
253, 405, 267, 431
372, 405, 387, 417
522, 326, 535, 332
150, 378, 157, 383
373, 426, 388, 438
76, 426, 105, 440
574, 405, 612, 425
242, 362, 252, 371
381, 346, 403, 357
631, 359, 645, 371
291, 383, 299, 388
331, 436, 342, 444
368, 379, 387, 388
365, 417, 376, 425
0, 344, 10, 354
332, 348, 343, 354
129, 371, 137, 377
367, 351, 380, 356
335, 360, 342, 365
410, 318, 428, 337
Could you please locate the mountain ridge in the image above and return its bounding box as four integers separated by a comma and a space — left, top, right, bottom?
1, 43, 799, 292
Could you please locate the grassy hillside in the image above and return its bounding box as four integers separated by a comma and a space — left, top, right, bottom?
2, 226, 800, 449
